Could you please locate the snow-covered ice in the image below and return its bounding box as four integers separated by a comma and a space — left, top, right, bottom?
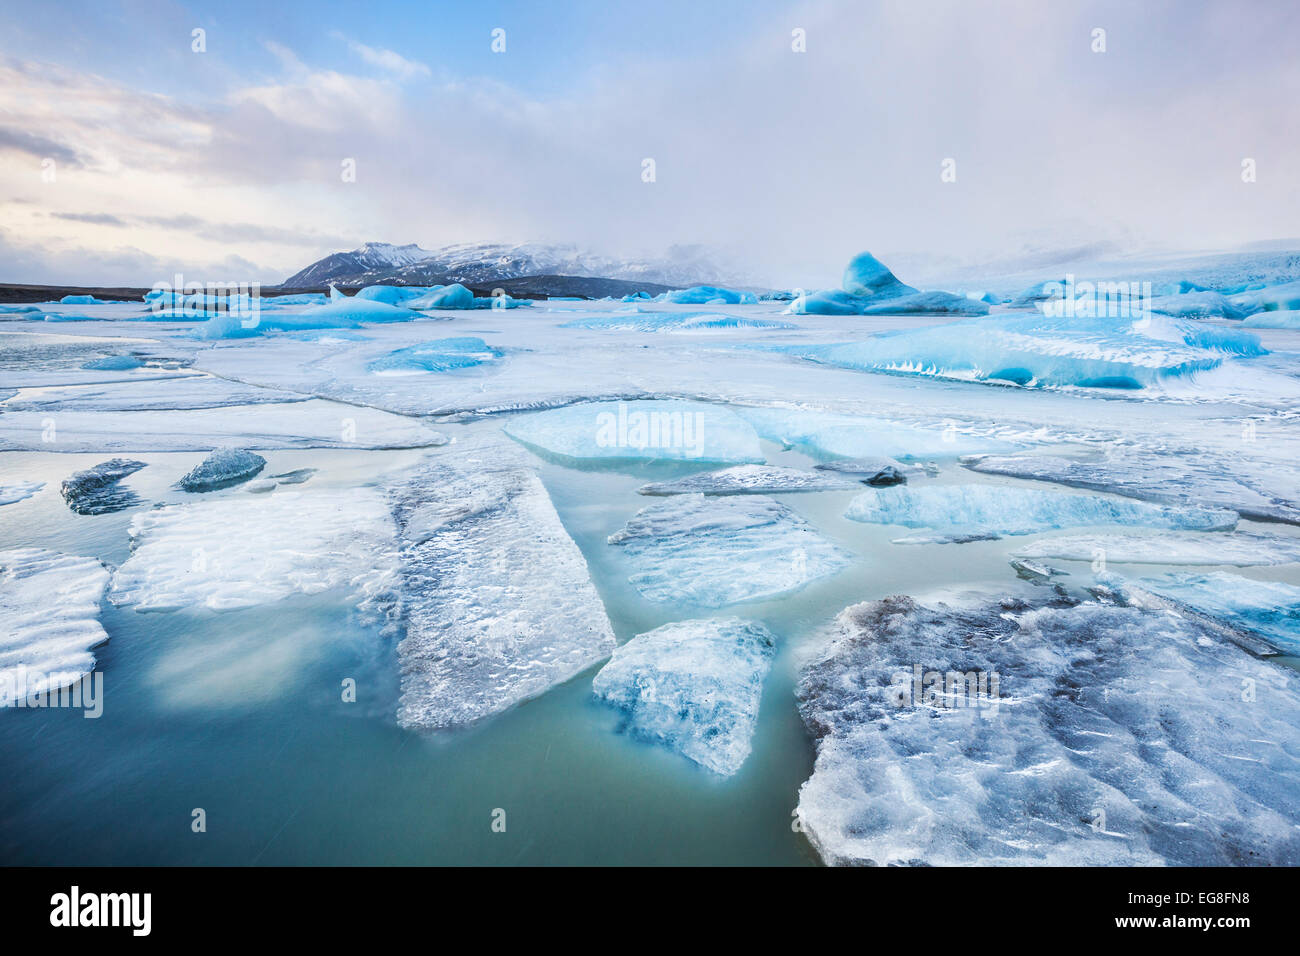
390, 441, 616, 729
1013, 531, 1300, 566
0, 481, 44, 506
607, 494, 853, 606
795, 592, 1300, 865
1114, 571, 1300, 653
592, 618, 776, 775
813, 456, 909, 485
637, 464, 860, 496
844, 484, 1237, 536
1, 549, 110, 705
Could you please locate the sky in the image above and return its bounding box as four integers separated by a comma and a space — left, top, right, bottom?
1, 0, 1297, 288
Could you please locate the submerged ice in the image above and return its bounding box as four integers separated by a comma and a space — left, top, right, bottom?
592, 618, 776, 776
637, 464, 860, 496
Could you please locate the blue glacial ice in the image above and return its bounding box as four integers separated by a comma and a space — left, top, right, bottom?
391, 442, 616, 729
1231, 279, 1300, 314
790, 252, 987, 316
662, 286, 758, 305
795, 593, 1300, 865
592, 618, 776, 776
1242, 309, 1300, 329
1, 549, 111, 706
504, 400, 764, 464
607, 493, 853, 607
559, 311, 797, 333
192, 297, 429, 339
177, 448, 266, 491
405, 283, 475, 310
844, 484, 1238, 537
1148, 291, 1249, 320
1117, 572, 1300, 653
367, 337, 503, 374
81, 355, 144, 371
353, 285, 434, 305
783, 312, 1265, 389
59, 294, 108, 305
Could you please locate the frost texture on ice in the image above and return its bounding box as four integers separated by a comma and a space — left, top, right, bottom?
504, 400, 764, 464
60, 458, 146, 514
177, 448, 267, 491
592, 618, 776, 775
109, 489, 399, 613
1, 549, 110, 704
795, 593, 1300, 865
964, 453, 1300, 525
1118, 572, 1300, 653
844, 484, 1237, 536
391, 447, 616, 730
367, 337, 503, 374
1013, 531, 1300, 566
787, 313, 1265, 389
637, 464, 860, 496
608, 494, 852, 607
0, 481, 43, 506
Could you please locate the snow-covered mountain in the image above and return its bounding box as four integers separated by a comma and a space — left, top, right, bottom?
282, 241, 748, 289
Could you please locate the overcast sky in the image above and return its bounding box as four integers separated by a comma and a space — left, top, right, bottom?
1, 0, 1297, 288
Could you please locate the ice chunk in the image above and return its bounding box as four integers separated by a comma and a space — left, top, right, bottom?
965, 453, 1300, 525
845, 484, 1236, 536
504, 400, 763, 464
1013, 531, 1300, 566
1242, 309, 1300, 329
243, 468, 316, 494
1148, 291, 1248, 320
1009, 557, 1068, 584
1115, 572, 1300, 653
391, 445, 616, 730
841, 251, 918, 299
1, 549, 110, 705
814, 456, 909, 485
592, 618, 776, 775
792, 288, 986, 317
405, 283, 475, 310
4, 376, 309, 413
353, 285, 434, 305
608, 494, 852, 606
789, 313, 1254, 389
0, 481, 43, 506
637, 464, 860, 496
177, 448, 266, 492
737, 406, 1003, 460
60, 458, 146, 515
81, 355, 144, 371
109, 489, 398, 613
663, 286, 757, 305
193, 297, 424, 339
559, 311, 796, 333
795, 593, 1300, 865
1231, 279, 1300, 314
367, 337, 503, 374
59, 294, 107, 305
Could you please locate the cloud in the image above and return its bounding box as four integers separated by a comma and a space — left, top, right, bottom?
331, 32, 430, 81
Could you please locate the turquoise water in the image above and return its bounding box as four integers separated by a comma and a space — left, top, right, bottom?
3, 432, 1298, 865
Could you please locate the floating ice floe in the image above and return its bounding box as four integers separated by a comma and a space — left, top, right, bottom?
1013, 531, 1300, 566
0, 481, 43, 506
1, 549, 111, 705
59, 295, 108, 305
193, 297, 426, 340
353, 285, 434, 306
844, 484, 1237, 537
3, 376, 309, 413
789, 252, 987, 317
81, 355, 144, 371
1231, 279, 1300, 314
782, 313, 1265, 390
608, 493, 852, 606
813, 456, 909, 485
177, 448, 266, 491
1110, 571, 1300, 654
559, 311, 796, 333
390, 445, 616, 730
60, 459, 146, 514
637, 464, 860, 496
592, 618, 776, 775
367, 337, 503, 374
795, 592, 1300, 865
662, 286, 757, 305
964, 453, 1300, 525
736, 406, 1003, 460
504, 400, 764, 464
405, 283, 475, 310
1148, 291, 1248, 320
1242, 309, 1300, 329
244, 468, 316, 493
109, 489, 399, 613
